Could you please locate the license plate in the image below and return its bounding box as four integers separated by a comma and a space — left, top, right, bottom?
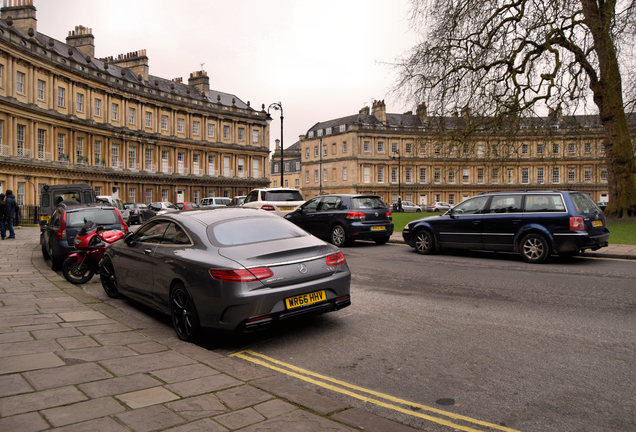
279, 206, 295, 211
371, 226, 386, 231
592, 220, 603, 227
285, 290, 326, 310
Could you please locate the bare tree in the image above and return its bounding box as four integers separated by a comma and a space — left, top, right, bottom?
397, 0, 636, 216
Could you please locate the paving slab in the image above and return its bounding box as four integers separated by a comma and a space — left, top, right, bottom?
213, 407, 266, 430
99, 350, 195, 376
49, 416, 131, 432
149, 363, 220, 383
79, 373, 163, 398
165, 393, 228, 420
165, 373, 242, 398
58, 310, 107, 322
23, 362, 113, 390
0, 374, 34, 397
331, 407, 423, 432
116, 386, 180, 409
0, 351, 65, 374
115, 404, 184, 432
41, 396, 126, 427
0, 411, 50, 432
161, 418, 228, 432
215, 384, 273, 410
0, 385, 87, 416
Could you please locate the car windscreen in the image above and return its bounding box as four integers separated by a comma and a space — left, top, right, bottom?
351, 196, 388, 210
208, 216, 307, 246
570, 193, 601, 215
67, 209, 119, 227
216, 198, 231, 205
263, 190, 303, 201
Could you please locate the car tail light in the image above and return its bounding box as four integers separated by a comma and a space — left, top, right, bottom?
57, 211, 67, 240
346, 211, 365, 219
387, 211, 392, 218
326, 252, 346, 266
209, 267, 274, 282
260, 204, 276, 211
114, 208, 129, 233
569, 216, 585, 231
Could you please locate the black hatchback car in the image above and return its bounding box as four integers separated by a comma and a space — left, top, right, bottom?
285, 194, 394, 247
40, 203, 128, 269
403, 190, 609, 263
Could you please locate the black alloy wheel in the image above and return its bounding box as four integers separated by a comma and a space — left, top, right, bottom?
414, 230, 435, 255
330, 225, 347, 247
170, 283, 200, 342
520, 233, 550, 263
62, 256, 95, 284
99, 256, 121, 298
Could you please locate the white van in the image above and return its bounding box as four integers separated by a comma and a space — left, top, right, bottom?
96, 195, 130, 221
199, 197, 231, 208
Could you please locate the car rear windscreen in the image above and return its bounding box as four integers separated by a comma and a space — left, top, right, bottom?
351, 197, 388, 210
209, 217, 307, 246
67, 209, 119, 227
570, 192, 601, 215
263, 191, 303, 201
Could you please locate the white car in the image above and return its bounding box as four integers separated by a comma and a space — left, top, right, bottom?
394, 201, 422, 212
96, 195, 130, 221
241, 188, 305, 216
199, 197, 231, 208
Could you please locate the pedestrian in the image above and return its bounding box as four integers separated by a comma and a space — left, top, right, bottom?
397, 197, 403, 212
0, 193, 5, 240
4, 189, 16, 239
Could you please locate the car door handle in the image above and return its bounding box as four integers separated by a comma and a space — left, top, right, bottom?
144, 249, 152, 255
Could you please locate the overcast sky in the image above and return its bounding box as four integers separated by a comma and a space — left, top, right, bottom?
34, 0, 419, 152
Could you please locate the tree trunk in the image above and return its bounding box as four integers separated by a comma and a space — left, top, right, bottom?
582, 0, 636, 216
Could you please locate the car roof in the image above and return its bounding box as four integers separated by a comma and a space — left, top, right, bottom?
157, 207, 273, 225
59, 204, 117, 212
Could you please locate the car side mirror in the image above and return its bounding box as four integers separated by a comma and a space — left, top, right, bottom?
124, 232, 136, 246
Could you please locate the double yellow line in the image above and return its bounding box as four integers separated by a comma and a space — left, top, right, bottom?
230, 350, 520, 432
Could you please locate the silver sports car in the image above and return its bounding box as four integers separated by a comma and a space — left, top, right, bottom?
99, 208, 351, 341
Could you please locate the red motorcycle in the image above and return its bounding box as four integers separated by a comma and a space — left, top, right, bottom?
62, 222, 126, 284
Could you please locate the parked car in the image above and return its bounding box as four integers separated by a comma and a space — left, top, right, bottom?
38, 183, 95, 228
403, 190, 609, 263
285, 194, 394, 247
96, 195, 130, 221
427, 201, 452, 212
41, 203, 128, 270
242, 188, 305, 216
597, 201, 608, 211
394, 201, 422, 213
124, 203, 154, 225
99, 208, 351, 341
148, 201, 179, 215
229, 195, 247, 207
199, 197, 231, 208
175, 202, 200, 210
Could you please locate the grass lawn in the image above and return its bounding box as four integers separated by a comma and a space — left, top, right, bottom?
391, 212, 636, 245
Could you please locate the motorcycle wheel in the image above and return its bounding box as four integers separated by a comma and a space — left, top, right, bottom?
62, 256, 95, 284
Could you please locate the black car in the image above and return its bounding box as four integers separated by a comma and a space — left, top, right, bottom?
124, 203, 155, 225
99, 208, 351, 341
285, 194, 394, 247
403, 190, 609, 263
41, 203, 128, 269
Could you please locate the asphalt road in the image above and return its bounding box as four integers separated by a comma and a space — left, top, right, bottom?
218, 242, 636, 432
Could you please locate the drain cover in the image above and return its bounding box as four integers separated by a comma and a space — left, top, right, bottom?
435, 398, 455, 406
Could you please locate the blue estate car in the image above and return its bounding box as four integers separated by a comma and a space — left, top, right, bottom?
402, 190, 609, 263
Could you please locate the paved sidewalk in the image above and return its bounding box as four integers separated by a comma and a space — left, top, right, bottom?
389, 232, 636, 260
0, 226, 423, 432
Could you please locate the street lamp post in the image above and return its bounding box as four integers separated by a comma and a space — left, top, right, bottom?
392, 150, 401, 206
268, 102, 284, 187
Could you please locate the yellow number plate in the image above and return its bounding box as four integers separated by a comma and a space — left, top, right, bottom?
371, 226, 386, 231
592, 220, 603, 227
279, 206, 295, 211
285, 290, 326, 310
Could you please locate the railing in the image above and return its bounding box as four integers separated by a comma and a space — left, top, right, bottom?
177, 167, 188, 175
223, 169, 234, 177
0, 145, 9, 156
237, 170, 247, 178
208, 168, 219, 176
128, 162, 140, 172
192, 168, 204, 176
144, 164, 156, 173
17, 147, 32, 158
162, 166, 174, 174
37, 151, 52, 161
111, 161, 124, 170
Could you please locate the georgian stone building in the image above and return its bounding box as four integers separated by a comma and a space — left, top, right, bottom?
0, 0, 270, 206
270, 140, 302, 191
300, 100, 629, 206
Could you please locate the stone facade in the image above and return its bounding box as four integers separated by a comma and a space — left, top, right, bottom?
270, 140, 302, 192
300, 100, 633, 206
0, 0, 270, 205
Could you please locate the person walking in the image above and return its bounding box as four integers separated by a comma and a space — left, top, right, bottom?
4, 189, 16, 239
0, 193, 6, 240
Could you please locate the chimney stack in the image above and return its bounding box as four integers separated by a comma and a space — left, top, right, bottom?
188, 70, 210, 98
416, 102, 428, 124
66, 25, 94, 58
105, 50, 149, 82
1, 0, 37, 37
371, 99, 387, 123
